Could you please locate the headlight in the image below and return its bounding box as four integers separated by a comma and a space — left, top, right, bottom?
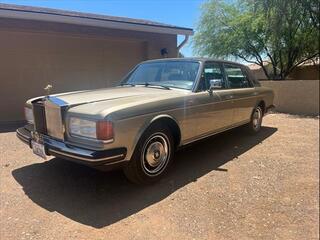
69, 117, 97, 139
69, 117, 113, 141
24, 107, 34, 124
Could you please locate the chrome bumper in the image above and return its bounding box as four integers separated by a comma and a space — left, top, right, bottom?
16, 125, 127, 167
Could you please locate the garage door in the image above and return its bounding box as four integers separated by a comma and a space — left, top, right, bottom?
0, 29, 146, 124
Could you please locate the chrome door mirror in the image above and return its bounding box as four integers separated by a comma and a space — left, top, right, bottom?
209, 79, 223, 90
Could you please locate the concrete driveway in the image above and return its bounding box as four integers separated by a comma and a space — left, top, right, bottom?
0, 114, 319, 240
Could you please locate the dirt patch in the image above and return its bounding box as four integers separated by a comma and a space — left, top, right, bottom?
0, 113, 319, 240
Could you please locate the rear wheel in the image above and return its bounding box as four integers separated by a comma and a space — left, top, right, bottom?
123, 124, 174, 184
245, 106, 263, 134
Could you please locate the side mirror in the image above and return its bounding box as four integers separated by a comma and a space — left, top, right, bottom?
209, 79, 223, 91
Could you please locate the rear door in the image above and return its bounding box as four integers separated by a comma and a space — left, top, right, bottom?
223, 64, 257, 124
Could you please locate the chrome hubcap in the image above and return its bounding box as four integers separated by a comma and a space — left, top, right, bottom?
253, 108, 262, 130
142, 134, 169, 175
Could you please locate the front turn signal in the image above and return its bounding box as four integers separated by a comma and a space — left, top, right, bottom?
96, 121, 114, 141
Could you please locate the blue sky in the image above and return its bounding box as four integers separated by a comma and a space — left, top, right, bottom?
0, 0, 205, 56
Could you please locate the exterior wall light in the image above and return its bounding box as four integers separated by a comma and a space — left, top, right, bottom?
161, 48, 168, 58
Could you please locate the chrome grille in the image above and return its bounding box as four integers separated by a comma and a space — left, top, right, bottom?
44, 97, 66, 140
32, 101, 47, 134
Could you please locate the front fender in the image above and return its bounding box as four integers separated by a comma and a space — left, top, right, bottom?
129, 114, 180, 159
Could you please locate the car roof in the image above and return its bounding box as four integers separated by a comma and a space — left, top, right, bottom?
142, 57, 245, 66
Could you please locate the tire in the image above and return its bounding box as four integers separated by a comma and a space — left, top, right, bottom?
244, 105, 263, 134
123, 123, 174, 184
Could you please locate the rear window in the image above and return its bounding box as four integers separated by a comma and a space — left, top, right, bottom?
224, 65, 252, 88
244, 66, 261, 86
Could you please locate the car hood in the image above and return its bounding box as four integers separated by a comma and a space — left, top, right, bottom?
51, 86, 184, 106
53, 86, 189, 118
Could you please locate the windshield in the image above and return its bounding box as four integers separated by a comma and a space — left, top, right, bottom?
123, 61, 200, 90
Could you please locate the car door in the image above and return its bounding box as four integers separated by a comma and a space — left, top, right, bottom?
223, 64, 257, 124
190, 62, 234, 137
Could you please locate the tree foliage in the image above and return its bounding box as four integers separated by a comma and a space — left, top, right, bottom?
193, 0, 319, 79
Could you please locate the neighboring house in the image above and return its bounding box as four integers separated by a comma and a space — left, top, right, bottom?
247, 61, 273, 80
247, 59, 320, 80
0, 3, 193, 125
287, 59, 320, 80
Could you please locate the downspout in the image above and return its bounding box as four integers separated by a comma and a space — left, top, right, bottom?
177, 35, 189, 57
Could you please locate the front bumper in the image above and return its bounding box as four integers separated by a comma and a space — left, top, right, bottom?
16, 125, 127, 168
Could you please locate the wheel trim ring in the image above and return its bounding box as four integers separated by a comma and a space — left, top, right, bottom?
141, 133, 170, 176
253, 107, 262, 130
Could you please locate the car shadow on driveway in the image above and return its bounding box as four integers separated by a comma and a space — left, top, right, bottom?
12, 126, 277, 228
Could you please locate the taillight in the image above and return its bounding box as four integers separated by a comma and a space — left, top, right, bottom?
96, 121, 114, 141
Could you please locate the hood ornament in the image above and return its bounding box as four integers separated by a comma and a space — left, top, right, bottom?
44, 84, 52, 98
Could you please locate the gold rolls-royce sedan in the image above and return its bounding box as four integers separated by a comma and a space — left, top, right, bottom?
17, 58, 274, 184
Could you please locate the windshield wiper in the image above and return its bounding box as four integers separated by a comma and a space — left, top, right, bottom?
120, 83, 135, 87
142, 83, 171, 90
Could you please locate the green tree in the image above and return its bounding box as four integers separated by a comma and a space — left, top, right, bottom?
193, 0, 319, 79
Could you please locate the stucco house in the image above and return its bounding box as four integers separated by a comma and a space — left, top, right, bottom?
247, 59, 320, 80
0, 3, 193, 126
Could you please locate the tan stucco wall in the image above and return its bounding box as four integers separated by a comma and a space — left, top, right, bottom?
261, 80, 319, 116
0, 25, 177, 124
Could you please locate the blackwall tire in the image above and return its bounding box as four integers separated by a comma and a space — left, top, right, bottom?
123, 124, 174, 184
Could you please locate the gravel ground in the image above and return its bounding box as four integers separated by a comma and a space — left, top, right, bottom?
0, 113, 319, 240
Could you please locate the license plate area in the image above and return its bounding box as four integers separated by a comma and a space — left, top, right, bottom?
31, 132, 46, 159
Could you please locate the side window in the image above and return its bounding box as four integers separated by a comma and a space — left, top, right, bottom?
198, 63, 224, 91
224, 65, 252, 88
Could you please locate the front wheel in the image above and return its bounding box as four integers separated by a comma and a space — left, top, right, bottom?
123, 124, 174, 184
245, 106, 263, 134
